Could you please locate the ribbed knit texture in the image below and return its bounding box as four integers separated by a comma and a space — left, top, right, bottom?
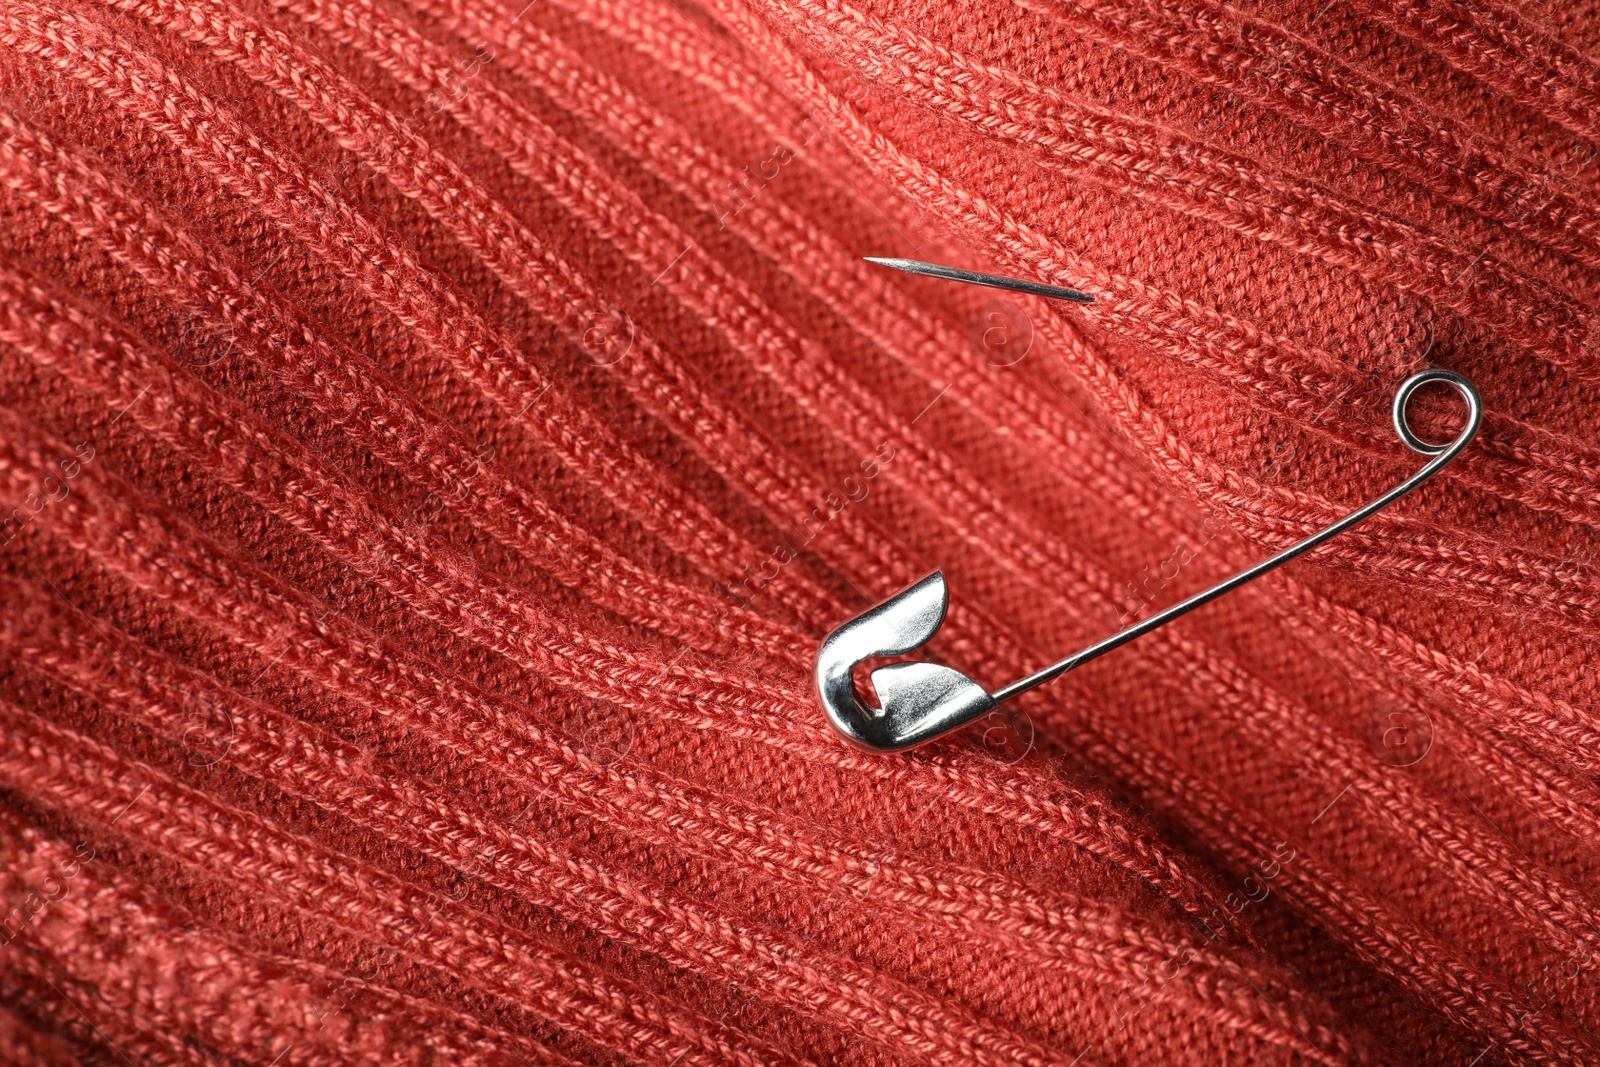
0, 0, 1594, 1062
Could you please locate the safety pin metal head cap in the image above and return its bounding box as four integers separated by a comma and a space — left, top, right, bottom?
815, 571, 996, 752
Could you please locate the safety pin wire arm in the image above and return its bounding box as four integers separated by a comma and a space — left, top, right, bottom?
990, 368, 1483, 702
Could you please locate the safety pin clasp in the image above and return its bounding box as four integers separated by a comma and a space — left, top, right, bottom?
815, 571, 996, 752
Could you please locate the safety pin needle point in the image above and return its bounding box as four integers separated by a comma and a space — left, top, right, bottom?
865, 257, 1095, 304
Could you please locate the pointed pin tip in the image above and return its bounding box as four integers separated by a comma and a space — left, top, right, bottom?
864, 256, 1095, 304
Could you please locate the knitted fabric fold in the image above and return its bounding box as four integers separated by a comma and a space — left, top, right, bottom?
0, 0, 1595, 1063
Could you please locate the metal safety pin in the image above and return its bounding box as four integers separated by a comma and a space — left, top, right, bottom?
816, 258, 1482, 753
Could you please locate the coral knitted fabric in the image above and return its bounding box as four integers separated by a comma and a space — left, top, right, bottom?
0, 0, 1596, 1061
